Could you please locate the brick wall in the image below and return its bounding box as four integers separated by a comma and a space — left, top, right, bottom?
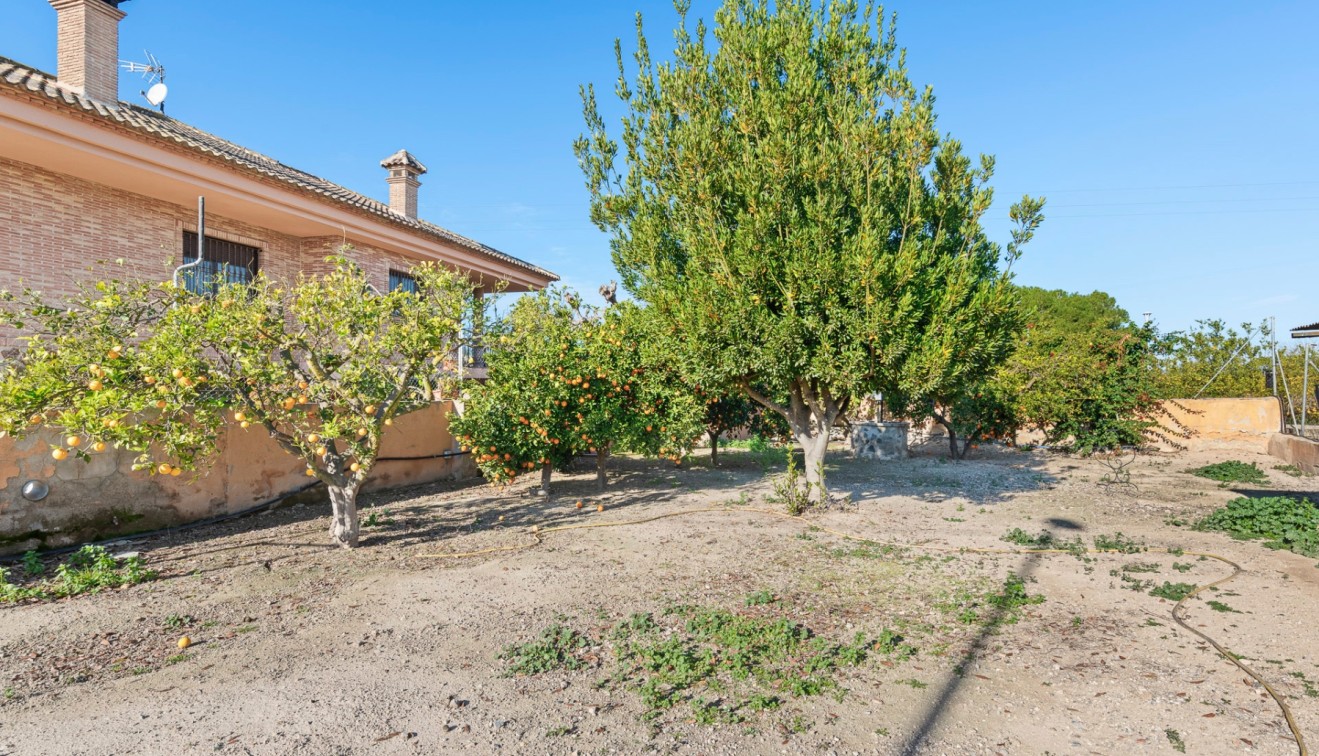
0, 156, 443, 347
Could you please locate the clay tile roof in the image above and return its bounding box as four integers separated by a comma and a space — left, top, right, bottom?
380, 149, 428, 174
0, 56, 555, 282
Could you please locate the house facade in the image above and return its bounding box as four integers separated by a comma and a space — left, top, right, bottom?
0, 0, 557, 551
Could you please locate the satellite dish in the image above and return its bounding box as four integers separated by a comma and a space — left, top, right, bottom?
145, 82, 168, 107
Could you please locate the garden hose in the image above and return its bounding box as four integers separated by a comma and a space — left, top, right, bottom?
420, 505, 1307, 755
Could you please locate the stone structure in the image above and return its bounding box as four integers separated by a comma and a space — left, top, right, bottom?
849, 421, 909, 460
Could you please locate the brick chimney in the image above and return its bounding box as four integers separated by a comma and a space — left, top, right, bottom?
49, 0, 127, 103
380, 150, 427, 219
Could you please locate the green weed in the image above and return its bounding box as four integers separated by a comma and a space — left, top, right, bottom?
1093, 533, 1144, 553
1274, 464, 1306, 478
499, 624, 588, 676
1149, 582, 1196, 601
1195, 495, 1319, 557
1187, 460, 1267, 484
0, 545, 156, 603
1165, 727, 1186, 753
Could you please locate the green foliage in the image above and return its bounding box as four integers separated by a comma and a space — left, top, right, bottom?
1153, 319, 1271, 399
1206, 600, 1239, 613
1187, 460, 1268, 484
611, 605, 878, 721
1274, 464, 1306, 478
1194, 496, 1319, 557
0, 545, 156, 603
499, 624, 589, 676
975, 287, 1186, 453
0, 255, 481, 547
20, 550, 43, 577
451, 290, 704, 490
1148, 582, 1196, 601
744, 590, 776, 607
1092, 532, 1144, 553
943, 573, 1045, 628
577, 0, 1043, 499
999, 528, 1084, 555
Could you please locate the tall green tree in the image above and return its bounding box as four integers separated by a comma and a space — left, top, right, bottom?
0, 257, 479, 548
576, 0, 1043, 501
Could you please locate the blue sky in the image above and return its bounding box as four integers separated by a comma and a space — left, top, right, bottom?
4, 1, 1316, 334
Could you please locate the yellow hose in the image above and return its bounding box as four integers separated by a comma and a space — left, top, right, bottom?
420, 505, 1306, 755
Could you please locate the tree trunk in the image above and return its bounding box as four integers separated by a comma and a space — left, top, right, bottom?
540, 463, 553, 497
596, 446, 609, 490
743, 380, 847, 506
710, 430, 720, 467
931, 409, 961, 460
797, 430, 831, 503
328, 483, 361, 548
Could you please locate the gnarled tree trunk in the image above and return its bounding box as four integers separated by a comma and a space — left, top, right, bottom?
328, 482, 362, 548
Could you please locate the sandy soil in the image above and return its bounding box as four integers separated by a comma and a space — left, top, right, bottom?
1, 442, 1317, 756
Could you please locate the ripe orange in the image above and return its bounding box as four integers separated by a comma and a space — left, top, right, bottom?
364, 404, 378, 415
575, 501, 584, 509
350, 462, 361, 473
172, 368, 184, 379
307, 433, 320, 444
92, 441, 107, 452
177, 636, 191, 649
305, 467, 316, 477
88, 379, 104, 391
383, 418, 393, 426
51, 448, 68, 461
596, 504, 605, 512
240, 421, 251, 429
157, 463, 173, 475
170, 467, 182, 477
65, 435, 82, 447
234, 411, 246, 422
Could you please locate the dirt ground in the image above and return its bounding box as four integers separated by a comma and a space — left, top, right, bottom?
2, 441, 1317, 756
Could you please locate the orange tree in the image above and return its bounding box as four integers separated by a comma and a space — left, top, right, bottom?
451, 289, 702, 494
0, 256, 480, 548
577, 0, 1043, 502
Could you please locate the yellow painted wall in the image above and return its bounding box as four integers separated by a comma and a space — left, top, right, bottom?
1159, 397, 1282, 450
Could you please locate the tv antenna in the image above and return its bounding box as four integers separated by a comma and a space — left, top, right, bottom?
120, 51, 168, 112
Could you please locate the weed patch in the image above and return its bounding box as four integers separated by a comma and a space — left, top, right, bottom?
499, 624, 589, 676
507, 604, 907, 726
1194, 496, 1319, 557
0, 545, 156, 603
1093, 532, 1144, 553
1187, 460, 1267, 485
1148, 582, 1196, 601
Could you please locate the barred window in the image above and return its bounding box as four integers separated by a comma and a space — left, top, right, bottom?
181, 231, 259, 296
388, 269, 419, 294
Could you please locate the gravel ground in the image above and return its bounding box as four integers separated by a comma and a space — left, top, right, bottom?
1, 442, 1316, 755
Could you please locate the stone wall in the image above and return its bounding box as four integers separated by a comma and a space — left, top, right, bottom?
0, 401, 473, 554
849, 421, 909, 460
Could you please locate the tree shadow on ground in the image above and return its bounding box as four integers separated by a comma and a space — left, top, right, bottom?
897, 551, 1046, 756
825, 442, 1060, 507
1225, 487, 1319, 504
119, 451, 771, 564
